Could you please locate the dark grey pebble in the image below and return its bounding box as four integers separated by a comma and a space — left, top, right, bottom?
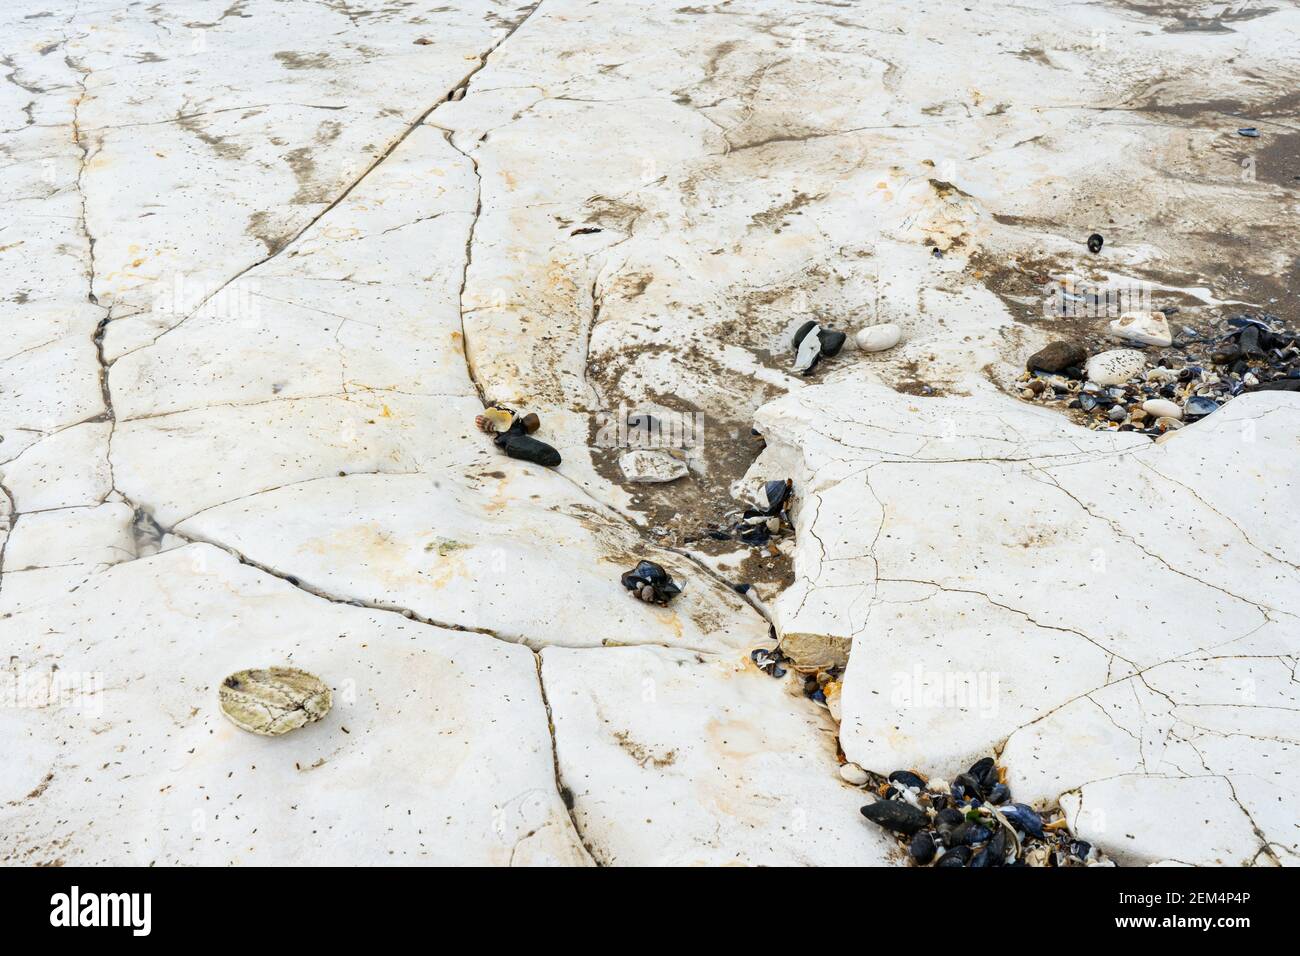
1027, 340, 1086, 374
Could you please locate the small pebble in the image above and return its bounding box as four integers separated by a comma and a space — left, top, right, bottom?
839, 763, 870, 786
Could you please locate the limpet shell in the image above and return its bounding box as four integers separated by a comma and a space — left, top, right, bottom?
219, 666, 332, 736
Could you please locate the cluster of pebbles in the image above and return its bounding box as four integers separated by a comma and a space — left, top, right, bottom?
857, 756, 1112, 867
1018, 312, 1299, 435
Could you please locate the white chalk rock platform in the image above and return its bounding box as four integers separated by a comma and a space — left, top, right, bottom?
3, 0, 1298, 867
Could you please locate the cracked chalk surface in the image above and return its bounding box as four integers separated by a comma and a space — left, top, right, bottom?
2, 0, 1299, 865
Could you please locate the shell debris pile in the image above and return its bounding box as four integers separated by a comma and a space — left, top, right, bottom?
857, 756, 1112, 868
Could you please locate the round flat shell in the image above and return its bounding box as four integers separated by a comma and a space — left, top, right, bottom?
219, 667, 332, 736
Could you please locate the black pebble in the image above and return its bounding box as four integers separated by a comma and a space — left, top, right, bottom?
1087, 233, 1104, 253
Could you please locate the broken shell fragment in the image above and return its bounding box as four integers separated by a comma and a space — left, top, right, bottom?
620, 559, 683, 605
792, 320, 824, 373
476, 404, 516, 433
219, 667, 332, 736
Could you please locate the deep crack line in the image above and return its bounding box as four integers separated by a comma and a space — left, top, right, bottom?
430, 1, 549, 408
533, 651, 600, 866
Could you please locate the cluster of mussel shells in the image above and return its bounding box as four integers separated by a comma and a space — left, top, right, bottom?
702, 478, 793, 550
620, 559, 682, 605
859, 756, 1109, 867
1020, 314, 1299, 435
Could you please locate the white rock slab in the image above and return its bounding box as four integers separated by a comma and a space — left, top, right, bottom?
0, 545, 589, 866
754, 372, 1300, 865
177, 472, 765, 654
0, 423, 113, 512
542, 645, 902, 866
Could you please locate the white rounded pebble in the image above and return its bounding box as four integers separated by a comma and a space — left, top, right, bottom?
855, 322, 902, 353
1085, 349, 1146, 386
1142, 398, 1182, 420
839, 763, 870, 786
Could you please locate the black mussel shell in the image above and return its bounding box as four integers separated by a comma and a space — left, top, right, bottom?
764, 479, 792, 513
496, 429, 561, 467
1001, 803, 1044, 839
909, 830, 936, 865
987, 782, 1010, 805
817, 328, 847, 357
888, 770, 927, 791
860, 799, 929, 835
968, 756, 997, 787
792, 319, 818, 351
936, 846, 970, 867
621, 560, 682, 604
949, 821, 992, 846
988, 828, 1008, 864
955, 772, 986, 799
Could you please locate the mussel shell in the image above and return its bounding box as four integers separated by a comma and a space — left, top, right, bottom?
498, 432, 561, 467
888, 770, 927, 791
817, 328, 847, 357
219, 666, 332, 736
764, 479, 792, 512
968, 756, 997, 787
936, 846, 970, 867
860, 799, 929, 835
1001, 803, 1045, 839
792, 319, 818, 350
909, 830, 936, 865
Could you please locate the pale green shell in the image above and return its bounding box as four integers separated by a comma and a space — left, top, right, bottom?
218, 667, 332, 736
